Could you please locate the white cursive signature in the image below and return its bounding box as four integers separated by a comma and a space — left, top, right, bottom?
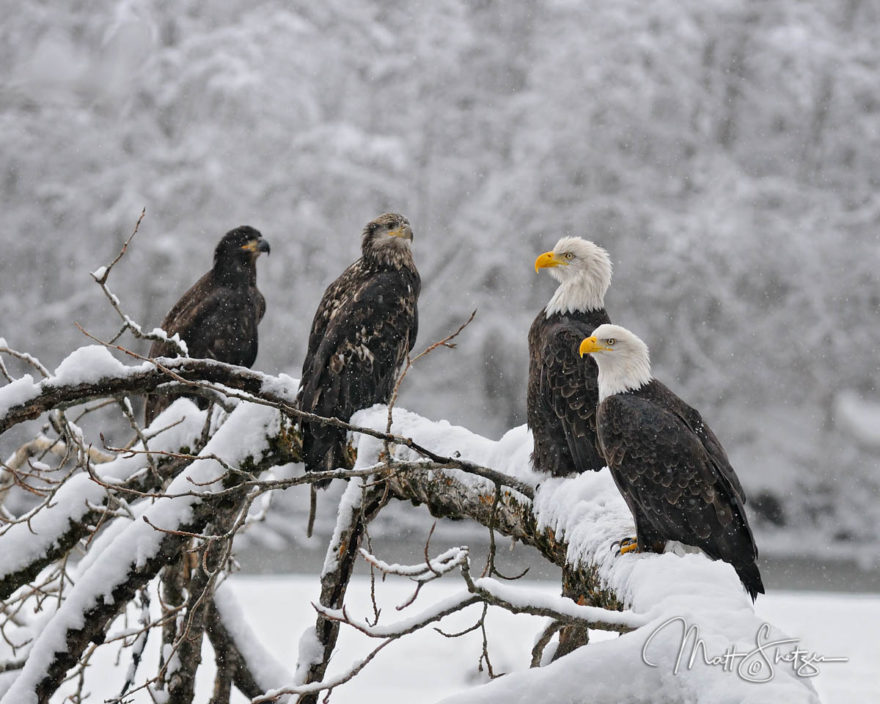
641, 617, 849, 683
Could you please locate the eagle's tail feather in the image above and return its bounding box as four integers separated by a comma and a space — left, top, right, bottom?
736, 560, 765, 602
302, 424, 349, 490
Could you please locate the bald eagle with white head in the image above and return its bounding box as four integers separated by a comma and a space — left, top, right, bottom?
297, 213, 419, 486
528, 237, 612, 476
579, 324, 764, 601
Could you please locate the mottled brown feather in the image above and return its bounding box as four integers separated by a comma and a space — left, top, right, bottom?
297, 214, 420, 486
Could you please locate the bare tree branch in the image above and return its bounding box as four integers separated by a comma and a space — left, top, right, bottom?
0, 344, 50, 379
385, 309, 477, 438
86, 208, 188, 355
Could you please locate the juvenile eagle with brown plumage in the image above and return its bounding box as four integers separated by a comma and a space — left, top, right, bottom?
528, 237, 612, 476
297, 213, 419, 485
580, 324, 764, 601
144, 226, 270, 425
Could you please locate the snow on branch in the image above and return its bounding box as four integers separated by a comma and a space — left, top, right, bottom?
293, 478, 390, 704
0, 406, 208, 601
0, 403, 281, 704
348, 406, 819, 704
0, 352, 273, 435
208, 582, 294, 698
0, 344, 532, 498
0, 312, 817, 703
361, 544, 469, 581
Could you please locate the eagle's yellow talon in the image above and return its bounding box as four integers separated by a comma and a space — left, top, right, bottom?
615, 537, 639, 555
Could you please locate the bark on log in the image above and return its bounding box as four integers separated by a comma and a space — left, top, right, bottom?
384, 466, 622, 612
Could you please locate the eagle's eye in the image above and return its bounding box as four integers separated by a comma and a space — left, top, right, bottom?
606, 338, 616, 346
564, 252, 574, 260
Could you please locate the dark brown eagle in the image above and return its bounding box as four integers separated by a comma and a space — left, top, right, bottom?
144, 226, 270, 425
297, 213, 420, 485
579, 324, 764, 601
528, 237, 613, 476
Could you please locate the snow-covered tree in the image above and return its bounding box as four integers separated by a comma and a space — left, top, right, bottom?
2, 0, 878, 553
0, 232, 820, 703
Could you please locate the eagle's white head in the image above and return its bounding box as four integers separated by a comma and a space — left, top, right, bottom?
534, 237, 612, 316
579, 323, 652, 401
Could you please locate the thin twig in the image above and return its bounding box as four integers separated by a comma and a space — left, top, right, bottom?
0, 356, 13, 383
93, 208, 145, 286
385, 309, 477, 443
86, 209, 187, 356
0, 345, 50, 378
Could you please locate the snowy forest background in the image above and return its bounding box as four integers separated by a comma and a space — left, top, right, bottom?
1, 0, 879, 559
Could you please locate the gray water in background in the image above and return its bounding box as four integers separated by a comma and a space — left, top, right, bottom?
235, 540, 879, 594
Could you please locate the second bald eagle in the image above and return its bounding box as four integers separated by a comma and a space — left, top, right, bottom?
580, 324, 764, 600
528, 237, 613, 476
297, 213, 420, 484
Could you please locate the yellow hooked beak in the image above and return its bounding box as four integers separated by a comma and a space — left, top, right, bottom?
534, 250, 565, 273
387, 225, 414, 241
579, 336, 612, 357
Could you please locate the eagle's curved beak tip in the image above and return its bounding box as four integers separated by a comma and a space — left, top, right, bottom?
579, 336, 598, 357
534, 251, 557, 273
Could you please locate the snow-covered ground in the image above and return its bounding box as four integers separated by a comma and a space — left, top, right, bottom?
60, 575, 878, 704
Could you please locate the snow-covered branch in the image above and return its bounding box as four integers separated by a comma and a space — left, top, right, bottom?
0, 403, 281, 704
0, 352, 271, 436
349, 406, 820, 704
207, 582, 294, 701
0, 349, 818, 703
0, 345, 533, 498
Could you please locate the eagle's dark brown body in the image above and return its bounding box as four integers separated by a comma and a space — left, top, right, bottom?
597, 379, 764, 600
527, 308, 611, 476
144, 226, 269, 425
297, 214, 419, 483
